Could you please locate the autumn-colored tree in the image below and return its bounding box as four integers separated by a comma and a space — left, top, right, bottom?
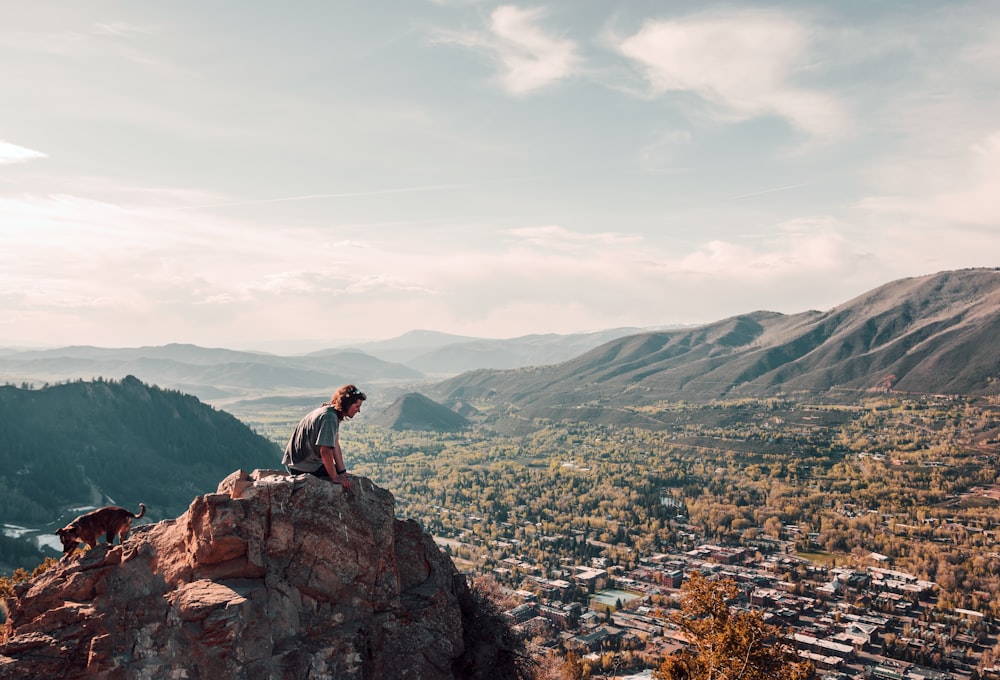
654, 572, 812, 680
1, 557, 58, 642
530, 650, 586, 680
561, 651, 586, 680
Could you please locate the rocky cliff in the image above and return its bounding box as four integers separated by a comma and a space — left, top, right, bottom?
0, 471, 521, 679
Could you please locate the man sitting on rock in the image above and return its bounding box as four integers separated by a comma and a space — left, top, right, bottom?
282, 384, 366, 489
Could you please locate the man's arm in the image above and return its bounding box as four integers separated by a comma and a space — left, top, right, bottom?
318, 446, 339, 478
333, 434, 347, 474
319, 439, 351, 488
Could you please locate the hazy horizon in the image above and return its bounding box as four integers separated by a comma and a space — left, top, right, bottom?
0, 322, 677, 355
3, 1, 999, 353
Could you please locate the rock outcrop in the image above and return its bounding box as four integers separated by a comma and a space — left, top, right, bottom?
0, 471, 520, 679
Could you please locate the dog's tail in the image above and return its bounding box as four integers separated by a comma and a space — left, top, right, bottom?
134, 503, 147, 519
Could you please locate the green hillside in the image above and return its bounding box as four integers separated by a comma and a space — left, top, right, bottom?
372, 392, 469, 433
0, 375, 280, 528
430, 268, 1000, 421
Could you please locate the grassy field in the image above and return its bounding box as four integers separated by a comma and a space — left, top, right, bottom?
795, 550, 841, 566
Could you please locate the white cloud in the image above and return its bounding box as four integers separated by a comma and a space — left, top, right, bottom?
672, 222, 854, 280
505, 225, 641, 251
617, 11, 847, 139
489, 6, 580, 94
437, 5, 581, 95
425, 0, 485, 6
635, 128, 693, 171
92, 21, 155, 37
862, 130, 1000, 228
0, 141, 46, 164
343, 274, 436, 296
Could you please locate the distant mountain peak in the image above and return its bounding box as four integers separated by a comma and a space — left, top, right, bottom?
373, 392, 469, 432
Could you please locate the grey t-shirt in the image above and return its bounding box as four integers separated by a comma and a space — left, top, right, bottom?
282, 405, 340, 473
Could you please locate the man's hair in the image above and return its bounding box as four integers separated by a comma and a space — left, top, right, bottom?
330, 384, 366, 413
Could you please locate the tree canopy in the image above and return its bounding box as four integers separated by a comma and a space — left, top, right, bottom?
654, 572, 812, 680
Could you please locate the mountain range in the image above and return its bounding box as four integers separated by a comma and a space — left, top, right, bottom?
0, 345, 420, 403
345, 327, 656, 375
2, 268, 998, 429
427, 268, 1000, 424
0, 328, 651, 406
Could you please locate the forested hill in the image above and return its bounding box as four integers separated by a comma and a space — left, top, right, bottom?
372, 392, 470, 432
0, 376, 279, 526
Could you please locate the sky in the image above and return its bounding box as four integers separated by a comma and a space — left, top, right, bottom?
2, 0, 999, 354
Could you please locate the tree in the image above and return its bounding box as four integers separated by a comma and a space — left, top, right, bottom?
654, 572, 812, 680
560, 651, 585, 680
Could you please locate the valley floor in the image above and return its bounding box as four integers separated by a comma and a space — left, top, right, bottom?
236, 392, 1000, 677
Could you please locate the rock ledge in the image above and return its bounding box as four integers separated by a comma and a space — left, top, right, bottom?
1, 470, 512, 679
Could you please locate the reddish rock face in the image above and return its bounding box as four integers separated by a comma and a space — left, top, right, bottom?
0, 471, 508, 680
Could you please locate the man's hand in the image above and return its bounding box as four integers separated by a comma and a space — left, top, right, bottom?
334, 472, 352, 489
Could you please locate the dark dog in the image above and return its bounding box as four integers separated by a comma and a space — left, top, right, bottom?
55, 503, 147, 559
